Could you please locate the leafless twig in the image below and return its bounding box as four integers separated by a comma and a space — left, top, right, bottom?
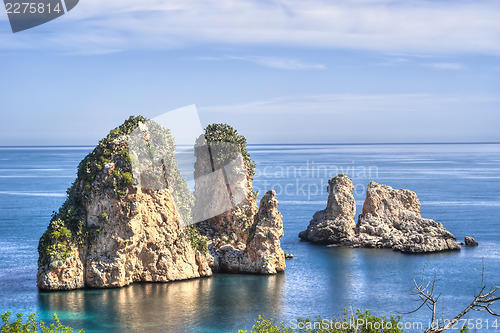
405, 260, 499, 332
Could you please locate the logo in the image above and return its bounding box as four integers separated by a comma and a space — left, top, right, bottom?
3, 0, 79, 33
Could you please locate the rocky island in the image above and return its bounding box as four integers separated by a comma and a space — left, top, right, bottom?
299, 174, 461, 253
37, 117, 285, 291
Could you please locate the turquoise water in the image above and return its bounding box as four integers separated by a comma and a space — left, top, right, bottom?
0, 144, 499, 332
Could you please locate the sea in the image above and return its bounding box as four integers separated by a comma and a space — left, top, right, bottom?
0, 143, 499, 333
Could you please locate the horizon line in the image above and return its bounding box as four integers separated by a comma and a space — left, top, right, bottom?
0, 141, 499, 148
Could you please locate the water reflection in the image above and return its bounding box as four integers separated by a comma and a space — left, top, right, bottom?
38, 274, 285, 333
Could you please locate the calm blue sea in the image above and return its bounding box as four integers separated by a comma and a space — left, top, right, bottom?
0, 144, 499, 332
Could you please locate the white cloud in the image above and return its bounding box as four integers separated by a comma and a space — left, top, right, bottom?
1, 0, 499, 55
202, 55, 325, 70
422, 62, 465, 70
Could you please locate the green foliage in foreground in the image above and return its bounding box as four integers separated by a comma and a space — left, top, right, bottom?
1, 313, 83, 333
236, 310, 478, 333
236, 310, 403, 333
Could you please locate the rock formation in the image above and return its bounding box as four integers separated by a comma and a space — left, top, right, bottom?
355, 181, 460, 253
465, 236, 478, 246
194, 124, 285, 275
37, 118, 285, 291
299, 174, 356, 244
299, 176, 461, 253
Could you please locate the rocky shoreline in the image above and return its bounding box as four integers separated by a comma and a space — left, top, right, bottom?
299, 174, 462, 253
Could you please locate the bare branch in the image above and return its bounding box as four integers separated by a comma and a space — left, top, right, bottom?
407, 261, 500, 333
485, 306, 500, 317
398, 300, 428, 315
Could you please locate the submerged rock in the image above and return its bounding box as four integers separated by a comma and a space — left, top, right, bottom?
465, 236, 478, 246
299, 176, 461, 253
37, 118, 285, 291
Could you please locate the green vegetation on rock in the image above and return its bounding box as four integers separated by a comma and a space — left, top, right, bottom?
38, 115, 199, 268
199, 123, 256, 178
193, 123, 258, 241
38, 116, 148, 267
45, 225, 72, 264
1, 312, 84, 333
78, 115, 147, 199
184, 225, 208, 255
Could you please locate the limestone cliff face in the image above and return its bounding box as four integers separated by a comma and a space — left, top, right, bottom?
82, 187, 211, 289
37, 118, 284, 291
38, 116, 210, 290
194, 124, 285, 274
299, 176, 460, 253
299, 174, 356, 244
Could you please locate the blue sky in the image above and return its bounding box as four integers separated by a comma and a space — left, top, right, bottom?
0, 0, 499, 145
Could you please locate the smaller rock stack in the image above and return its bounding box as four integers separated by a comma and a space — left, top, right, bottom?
299, 175, 461, 253
299, 174, 356, 244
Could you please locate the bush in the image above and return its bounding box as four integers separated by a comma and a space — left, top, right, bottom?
1, 312, 84, 333
185, 225, 208, 255
121, 172, 134, 186
236, 309, 403, 333
236, 316, 294, 333
201, 123, 256, 178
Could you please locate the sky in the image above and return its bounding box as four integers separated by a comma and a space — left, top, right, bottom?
0, 0, 499, 145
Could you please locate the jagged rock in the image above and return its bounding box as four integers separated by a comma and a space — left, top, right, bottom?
465, 236, 478, 246
37, 117, 211, 290
356, 182, 460, 253
243, 191, 285, 274
299, 176, 461, 253
37, 118, 285, 291
299, 174, 356, 244
194, 124, 285, 274
284, 253, 294, 259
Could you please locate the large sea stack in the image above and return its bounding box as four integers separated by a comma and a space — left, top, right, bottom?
37, 117, 285, 291
194, 124, 285, 274
299, 175, 460, 253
